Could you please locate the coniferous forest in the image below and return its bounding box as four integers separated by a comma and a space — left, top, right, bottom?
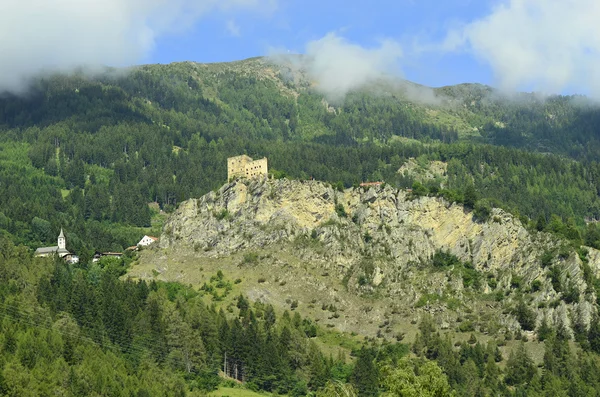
4, 236, 600, 396
2, 58, 600, 395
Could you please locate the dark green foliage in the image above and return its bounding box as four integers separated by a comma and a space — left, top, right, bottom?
334, 203, 347, 218
431, 250, 461, 269
430, 250, 482, 289
541, 250, 554, 268
463, 184, 478, 209
549, 265, 562, 292
511, 274, 523, 289
0, 237, 361, 395
351, 347, 379, 397
514, 299, 537, 331
589, 314, 600, 354
410, 181, 429, 197
538, 315, 554, 342
505, 342, 537, 385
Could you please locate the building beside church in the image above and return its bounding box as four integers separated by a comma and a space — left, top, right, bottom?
35, 229, 77, 263
227, 155, 268, 181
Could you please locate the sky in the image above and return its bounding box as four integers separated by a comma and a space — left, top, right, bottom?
148, 0, 495, 87
1, 0, 600, 96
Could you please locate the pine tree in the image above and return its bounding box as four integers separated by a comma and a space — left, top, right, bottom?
351, 347, 379, 397
505, 342, 536, 385
589, 314, 600, 354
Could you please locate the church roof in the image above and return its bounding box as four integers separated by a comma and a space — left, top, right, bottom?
35, 246, 59, 254
58, 228, 65, 238
35, 246, 70, 255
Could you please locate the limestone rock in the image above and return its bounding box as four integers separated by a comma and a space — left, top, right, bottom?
143, 178, 600, 338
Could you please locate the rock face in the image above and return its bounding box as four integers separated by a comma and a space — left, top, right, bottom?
162, 178, 554, 276
147, 178, 600, 338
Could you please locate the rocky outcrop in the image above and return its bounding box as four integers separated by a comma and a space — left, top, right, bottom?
145, 177, 600, 338
162, 178, 557, 276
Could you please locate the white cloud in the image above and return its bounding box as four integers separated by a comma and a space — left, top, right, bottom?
272, 33, 404, 102
226, 19, 241, 37
444, 0, 600, 95
0, 0, 275, 93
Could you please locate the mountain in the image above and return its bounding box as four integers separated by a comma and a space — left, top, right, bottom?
2, 57, 600, 395
131, 177, 600, 343
1, 56, 600, 255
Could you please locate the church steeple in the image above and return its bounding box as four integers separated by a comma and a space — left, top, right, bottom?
58, 228, 66, 250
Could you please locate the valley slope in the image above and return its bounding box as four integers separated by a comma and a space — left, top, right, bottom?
130, 177, 600, 345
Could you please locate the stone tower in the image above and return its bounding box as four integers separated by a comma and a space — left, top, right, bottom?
227, 155, 268, 181
58, 228, 66, 250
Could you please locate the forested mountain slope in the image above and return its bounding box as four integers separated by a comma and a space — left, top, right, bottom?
2, 57, 600, 395
1, 56, 600, 255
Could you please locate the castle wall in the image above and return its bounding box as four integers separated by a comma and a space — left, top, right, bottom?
245, 158, 268, 179
227, 155, 253, 180
227, 155, 268, 180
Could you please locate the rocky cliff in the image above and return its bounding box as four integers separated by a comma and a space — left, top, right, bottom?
133, 177, 600, 340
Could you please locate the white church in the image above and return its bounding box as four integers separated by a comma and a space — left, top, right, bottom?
35, 229, 79, 263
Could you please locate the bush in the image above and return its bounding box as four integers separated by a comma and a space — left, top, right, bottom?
510, 274, 523, 289
548, 265, 562, 292
335, 203, 347, 218
214, 208, 230, 221
540, 250, 554, 267
473, 199, 492, 221
459, 321, 475, 332
411, 181, 429, 197
431, 250, 461, 268
514, 300, 537, 331
243, 252, 259, 265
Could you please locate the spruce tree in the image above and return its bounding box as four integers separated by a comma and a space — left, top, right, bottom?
351, 347, 379, 397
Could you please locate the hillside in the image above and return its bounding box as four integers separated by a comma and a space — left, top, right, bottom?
131, 177, 600, 344
2, 56, 600, 255
2, 57, 600, 395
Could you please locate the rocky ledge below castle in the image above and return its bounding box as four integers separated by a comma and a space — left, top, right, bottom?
161, 178, 600, 282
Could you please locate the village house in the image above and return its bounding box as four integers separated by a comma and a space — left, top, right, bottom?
127, 235, 159, 251
34, 229, 79, 264
92, 251, 123, 263
227, 155, 268, 181
138, 235, 158, 247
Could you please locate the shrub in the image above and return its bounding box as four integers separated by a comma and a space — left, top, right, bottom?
473, 199, 492, 221
335, 203, 347, 218
548, 265, 562, 292
214, 208, 230, 221
510, 274, 523, 289
531, 279, 542, 292
243, 252, 259, 265
514, 300, 537, 331
459, 321, 475, 332
541, 250, 554, 267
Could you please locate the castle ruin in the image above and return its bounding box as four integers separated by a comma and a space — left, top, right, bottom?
227, 155, 268, 181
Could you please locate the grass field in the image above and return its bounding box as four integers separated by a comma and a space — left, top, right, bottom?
208, 387, 275, 397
